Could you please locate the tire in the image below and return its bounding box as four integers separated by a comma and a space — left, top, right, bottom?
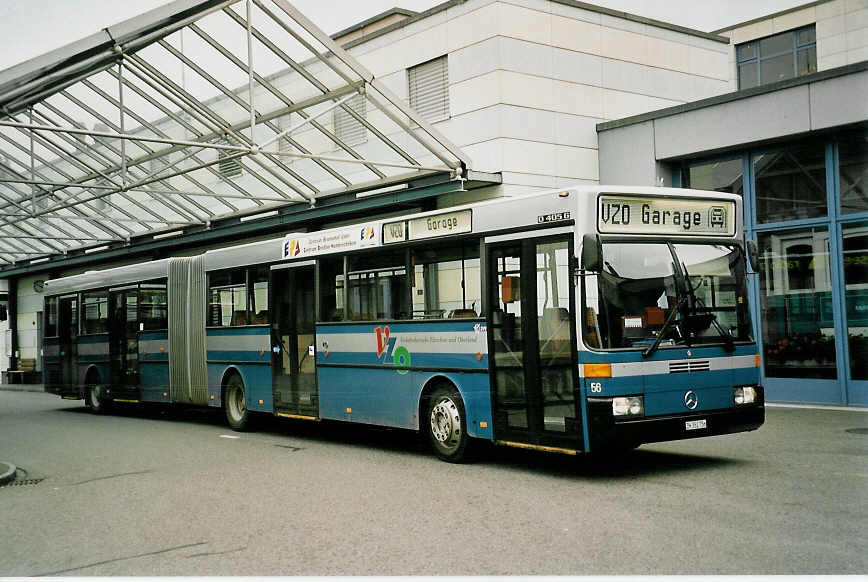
224, 373, 251, 431
426, 385, 473, 463
85, 381, 110, 415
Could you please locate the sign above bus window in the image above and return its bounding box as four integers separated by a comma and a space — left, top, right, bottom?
282, 223, 380, 259
383, 221, 406, 244
407, 210, 472, 240
597, 195, 735, 236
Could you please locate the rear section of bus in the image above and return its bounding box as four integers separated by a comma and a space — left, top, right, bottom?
577, 188, 764, 451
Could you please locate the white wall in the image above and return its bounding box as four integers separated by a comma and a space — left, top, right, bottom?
345, 0, 731, 192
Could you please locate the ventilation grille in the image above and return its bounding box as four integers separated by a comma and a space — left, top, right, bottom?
669, 360, 711, 373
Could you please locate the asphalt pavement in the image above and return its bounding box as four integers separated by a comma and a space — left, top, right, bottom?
0, 385, 866, 575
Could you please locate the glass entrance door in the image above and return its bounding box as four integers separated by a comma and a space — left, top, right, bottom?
489, 236, 581, 450
272, 265, 318, 417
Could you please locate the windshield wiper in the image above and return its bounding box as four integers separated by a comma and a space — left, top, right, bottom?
688, 290, 736, 352
642, 291, 688, 359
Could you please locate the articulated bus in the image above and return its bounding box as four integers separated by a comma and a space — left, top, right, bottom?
42, 185, 764, 462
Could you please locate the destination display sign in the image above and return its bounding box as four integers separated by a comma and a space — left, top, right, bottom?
597, 195, 735, 236
405, 210, 472, 241
282, 223, 380, 259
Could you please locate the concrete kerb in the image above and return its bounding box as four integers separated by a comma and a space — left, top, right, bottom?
0, 383, 45, 393
0, 462, 16, 486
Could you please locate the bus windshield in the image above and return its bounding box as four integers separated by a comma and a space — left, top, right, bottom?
583, 242, 753, 351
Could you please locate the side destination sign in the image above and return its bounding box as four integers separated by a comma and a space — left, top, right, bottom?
598, 195, 735, 236
384, 209, 472, 243
283, 223, 380, 259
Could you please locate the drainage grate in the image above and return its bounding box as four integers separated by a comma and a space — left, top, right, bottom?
2, 478, 44, 487
845, 428, 868, 435
0, 468, 44, 488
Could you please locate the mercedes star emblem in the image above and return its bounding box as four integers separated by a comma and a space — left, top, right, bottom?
684, 390, 699, 410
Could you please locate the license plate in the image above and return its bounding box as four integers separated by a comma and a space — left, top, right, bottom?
685, 419, 707, 431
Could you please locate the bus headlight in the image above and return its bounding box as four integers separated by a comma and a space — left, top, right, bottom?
734, 386, 757, 405
612, 396, 644, 417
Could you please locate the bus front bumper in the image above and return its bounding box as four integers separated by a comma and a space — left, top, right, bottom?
587, 390, 765, 450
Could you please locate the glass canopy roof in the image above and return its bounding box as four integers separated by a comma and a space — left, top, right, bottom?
0, 0, 474, 267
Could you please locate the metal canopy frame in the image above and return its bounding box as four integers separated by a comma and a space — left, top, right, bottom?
0, 0, 475, 267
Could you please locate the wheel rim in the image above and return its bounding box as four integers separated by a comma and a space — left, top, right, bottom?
430, 396, 461, 451
227, 380, 245, 421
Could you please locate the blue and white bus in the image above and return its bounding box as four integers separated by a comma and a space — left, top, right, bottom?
42, 185, 764, 462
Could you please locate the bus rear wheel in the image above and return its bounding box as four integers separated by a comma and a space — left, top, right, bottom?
426, 385, 472, 463
85, 382, 110, 414
224, 373, 251, 431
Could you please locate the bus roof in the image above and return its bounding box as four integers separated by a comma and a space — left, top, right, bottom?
42, 185, 742, 295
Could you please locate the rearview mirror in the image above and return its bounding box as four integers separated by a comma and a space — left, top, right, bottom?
581, 234, 602, 272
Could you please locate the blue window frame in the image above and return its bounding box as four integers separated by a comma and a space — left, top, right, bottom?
736, 25, 816, 90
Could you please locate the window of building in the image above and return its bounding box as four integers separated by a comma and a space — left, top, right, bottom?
140, 284, 168, 330
412, 243, 481, 319
276, 113, 295, 155
754, 143, 826, 224
682, 157, 745, 194
82, 290, 109, 334
209, 269, 248, 326
839, 133, 868, 215
333, 93, 367, 147
737, 25, 816, 90
758, 227, 835, 379
842, 223, 868, 380
408, 56, 449, 123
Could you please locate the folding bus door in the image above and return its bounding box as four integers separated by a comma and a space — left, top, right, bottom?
271, 262, 318, 418
488, 236, 582, 451
109, 288, 139, 400
58, 296, 78, 390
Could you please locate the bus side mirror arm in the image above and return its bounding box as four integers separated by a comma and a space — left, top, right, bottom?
581, 234, 602, 273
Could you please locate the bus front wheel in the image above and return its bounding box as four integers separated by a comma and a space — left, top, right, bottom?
426, 385, 472, 463
224, 373, 251, 431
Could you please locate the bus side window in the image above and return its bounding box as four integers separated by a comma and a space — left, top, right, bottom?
209, 269, 247, 327
412, 243, 481, 319
82, 290, 109, 334
140, 285, 167, 330
249, 265, 269, 324
347, 250, 408, 321
319, 257, 345, 322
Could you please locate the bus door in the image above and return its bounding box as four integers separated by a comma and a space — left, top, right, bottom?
109, 288, 139, 396
488, 236, 582, 450
58, 296, 78, 389
271, 262, 318, 418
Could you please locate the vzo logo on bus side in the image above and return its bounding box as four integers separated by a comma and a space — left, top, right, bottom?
374, 326, 411, 375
